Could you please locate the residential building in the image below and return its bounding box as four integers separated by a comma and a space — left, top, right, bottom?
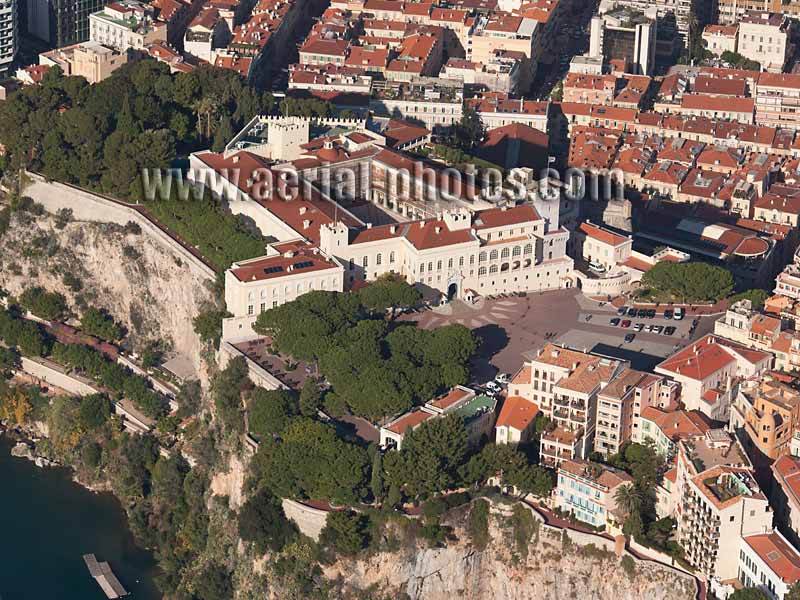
771, 454, 800, 548
733, 375, 800, 461
738, 11, 791, 73
638, 407, 712, 459
714, 299, 783, 352
513, 344, 626, 467
495, 394, 539, 444
738, 532, 800, 600
586, 8, 656, 76
755, 73, 800, 130
702, 25, 738, 57
594, 368, 654, 456
380, 385, 496, 449
679, 464, 772, 580
38, 40, 126, 83
555, 459, 633, 529
575, 221, 632, 273
655, 334, 773, 421
468, 13, 540, 82
28, 0, 106, 47
184, 8, 229, 63
90, 1, 167, 51
0, 0, 16, 72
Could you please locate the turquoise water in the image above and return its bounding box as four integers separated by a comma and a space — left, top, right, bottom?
0, 436, 161, 600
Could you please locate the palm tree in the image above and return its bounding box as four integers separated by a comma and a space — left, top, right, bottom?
614, 483, 642, 520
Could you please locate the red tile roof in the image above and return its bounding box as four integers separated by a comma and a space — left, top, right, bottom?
496, 396, 539, 431
744, 533, 800, 583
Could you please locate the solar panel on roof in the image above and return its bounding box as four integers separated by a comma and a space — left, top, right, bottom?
294, 261, 314, 269
264, 266, 284, 274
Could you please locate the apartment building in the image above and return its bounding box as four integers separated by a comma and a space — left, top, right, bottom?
28, 0, 105, 47
771, 454, 800, 548
738, 531, 800, 600
755, 73, 800, 130
495, 393, 540, 444
638, 407, 712, 459
575, 221, 632, 273
586, 8, 656, 75
90, 1, 167, 51
509, 344, 627, 467
738, 12, 791, 73
38, 41, 127, 84
468, 14, 541, 81
554, 459, 633, 529
702, 25, 738, 57
655, 334, 773, 421
733, 375, 800, 461
679, 464, 772, 580
0, 0, 16, 73
467, 96, 549, 132
714, 299, 783, 352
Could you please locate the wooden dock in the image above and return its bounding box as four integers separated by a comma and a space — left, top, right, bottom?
83, 554, 129, 599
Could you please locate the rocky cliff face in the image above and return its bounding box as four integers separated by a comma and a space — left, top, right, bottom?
325, 506, 696, 600
0, 206, 215, 378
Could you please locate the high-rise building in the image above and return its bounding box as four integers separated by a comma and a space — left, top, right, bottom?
0, 0, 18, 73
28, 0, 107, 47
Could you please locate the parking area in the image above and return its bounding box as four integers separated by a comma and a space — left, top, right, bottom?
402, 289, 720, 381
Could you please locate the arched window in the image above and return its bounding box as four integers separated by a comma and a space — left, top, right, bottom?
501, 263, 510, 272
420, 263, 425, 273
489, 264, 498, 274
478, 266, 487, 276
490, 249, 499, 260
523, 243, 533, 255
389, 251, 395, 263
448, 258, 453, 269
479, 252, 487, 263
512, 246, 522, 257
376, 253, 382, 265
501, 247, 510, 259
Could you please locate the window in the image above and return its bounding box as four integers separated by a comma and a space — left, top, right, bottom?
260, 303, 265, 313
390, 251, 395, 263
501, 247, 510, 259
478, 266, 487, 276
489, 264, 498, 274
524, 243, 533, 255
512, 246, 521, 257
247, 305, 254, 315
420, 263, 425, 273
437, 260, 442, 270
490, 249, 498, 260
479, 251, 487, 262
362, 256, 368, 268
376, 253, 382, 265
459, 256, 464, 267
448, 258, 453, 269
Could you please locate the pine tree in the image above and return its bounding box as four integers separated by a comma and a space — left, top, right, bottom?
370, 451, 384, 503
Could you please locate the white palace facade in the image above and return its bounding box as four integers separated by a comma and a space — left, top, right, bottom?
188, 116, 575, 342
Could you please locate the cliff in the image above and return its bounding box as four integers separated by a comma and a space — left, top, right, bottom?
322, 504, 697, 600
0, 195, 216, 379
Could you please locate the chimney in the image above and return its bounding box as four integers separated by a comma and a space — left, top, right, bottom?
232, 155, 240, 164
390, 225, 397, 234
366, 223, 373, 229
299, 206, 307, 215
303, 219, 311, 229
420, 220, 426, 227
435, 226, 441, 234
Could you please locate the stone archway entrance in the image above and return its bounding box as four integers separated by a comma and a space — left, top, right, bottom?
447, 282, 458, 301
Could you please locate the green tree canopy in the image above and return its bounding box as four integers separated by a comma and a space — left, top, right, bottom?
77, 393, 112, 430
238, 487, 297, 553
319, 510, 370, 556
19, 287, 68, 321
247, 388, 298, 439
80, 307, 125, 342
728, 289, 770, 311
640, 262, 734, 302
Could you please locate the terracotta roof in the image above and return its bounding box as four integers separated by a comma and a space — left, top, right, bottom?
681, 94, 755, 114
496, 396, 539, 431
578, 222, 629, 246
744, 533, 800, 583
559, 459, 633, 490
773, 454, 800, 510
428, 386, 472, 411
385, 409, 434, 434
657, 334, 769, 381
229, 240, 340, 283
640, 407, 711, 442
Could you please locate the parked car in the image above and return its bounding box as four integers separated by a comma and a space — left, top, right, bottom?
621, 320, 631, 328
647, 309, 657, 318
624, 333, 636, 343
653, 325, 664, 334
617, 306, 627, 316
674, 307, 685, 320
627, 308, 638, 318
663, 309, 673, 319
610, 318, 621, 326
486, 381, 501, 392
633, 323, 644, 332
495, 372, 510, 384
664, 326, 676, 336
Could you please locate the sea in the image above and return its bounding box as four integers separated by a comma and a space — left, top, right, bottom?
0, 436, 161, 600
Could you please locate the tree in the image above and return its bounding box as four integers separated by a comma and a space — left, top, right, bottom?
18, 287, 68, 321
466, 498, 490, 550
193, 308, 228, 348
357, 275, 421, 315
213, 355, 249, 434
77, 394, 111, 430
383, 414, 468, 498
370, 450, 385, 503
247, 388, 298, 438
640, 262, 734, 302
238, 488, 297, 553
81, 307, 124, 341
319, 510, 369, 556
453, 106, 485, 151
0, 346, 20, 373
785, 582, 800, 600
299, 378, 323, 417
194, 563, 233, 600
614, 483, 642, 521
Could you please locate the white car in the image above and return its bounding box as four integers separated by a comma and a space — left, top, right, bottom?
486, 381, 501, 392
494, 373, 510, 384
674, 307, 685, 320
